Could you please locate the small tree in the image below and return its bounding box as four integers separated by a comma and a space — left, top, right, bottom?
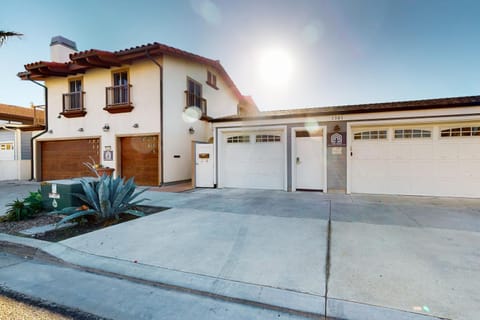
0, 31, 23, 46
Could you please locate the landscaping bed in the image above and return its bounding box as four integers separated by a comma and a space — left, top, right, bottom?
0, 205, 168, 242
34, 205, 168, 242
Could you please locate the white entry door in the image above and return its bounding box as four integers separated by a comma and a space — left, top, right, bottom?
295, 134, 325, 190
195, 143, 214, 188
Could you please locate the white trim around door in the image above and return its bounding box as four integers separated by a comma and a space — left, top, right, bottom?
291, 126, 328, 192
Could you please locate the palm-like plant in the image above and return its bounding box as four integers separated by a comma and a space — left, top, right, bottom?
0, 31, 23, 46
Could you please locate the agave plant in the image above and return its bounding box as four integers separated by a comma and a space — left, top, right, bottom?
52, 174, 148, 225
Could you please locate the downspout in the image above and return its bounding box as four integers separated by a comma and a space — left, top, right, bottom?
145, 51, 164, 186
27, 76, 48, 181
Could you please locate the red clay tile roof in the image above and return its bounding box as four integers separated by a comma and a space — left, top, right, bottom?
18, 42, 243, 100
211, 95, 480, 122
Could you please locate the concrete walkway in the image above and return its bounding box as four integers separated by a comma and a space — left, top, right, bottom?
1, 184, 479, 319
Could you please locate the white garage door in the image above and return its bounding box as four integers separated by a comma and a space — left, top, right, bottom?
222, 131, 284, 190
351, 125, 480, 197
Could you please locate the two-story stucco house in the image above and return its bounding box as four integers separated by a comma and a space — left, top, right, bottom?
18, 36, 252, 186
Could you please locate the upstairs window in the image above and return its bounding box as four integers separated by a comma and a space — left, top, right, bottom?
112, 71, 129, 104
185, 78, 207, 115
62, 78, 86, 117
66, 79, 82, 110
207, 71, 217, 89
105, 70, 133, 113
353, 130, 387, 140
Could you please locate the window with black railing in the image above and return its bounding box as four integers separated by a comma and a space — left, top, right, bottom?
61, 78, 86, 118
63, 91, 85, 112
104, 70, 134, 113
185, 78, 207, 116
106, 84, 132, 106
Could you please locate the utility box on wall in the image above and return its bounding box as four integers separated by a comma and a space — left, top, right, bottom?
40, 179, 89, 211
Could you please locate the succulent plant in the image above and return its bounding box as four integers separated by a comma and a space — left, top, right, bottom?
52, 174, 148, 225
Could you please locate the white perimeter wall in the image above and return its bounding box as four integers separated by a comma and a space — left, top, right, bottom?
0, 160, 30, 180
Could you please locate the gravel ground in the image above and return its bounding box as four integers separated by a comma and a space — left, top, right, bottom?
0, 214, 61, 235
0, 295, 71, 320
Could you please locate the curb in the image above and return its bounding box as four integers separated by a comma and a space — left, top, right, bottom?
0, 233, 449, 320
0, 233, 324, 318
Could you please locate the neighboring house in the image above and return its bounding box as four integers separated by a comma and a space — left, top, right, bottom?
18, 36, 254, 186
0, 103, 44, 181
211, 96, 480, 198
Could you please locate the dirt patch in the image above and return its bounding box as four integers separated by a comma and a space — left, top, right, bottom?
0, 214, 61, 235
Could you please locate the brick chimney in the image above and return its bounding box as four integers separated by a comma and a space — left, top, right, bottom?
50, 36, 77, 63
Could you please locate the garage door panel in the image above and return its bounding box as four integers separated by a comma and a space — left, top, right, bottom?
458, 144, 480, 159
223, 132, 284, 190
121, 136, 159, 186
389, 144, 412, 160
435, 144, 458, 160
351, 125, 480, 197
41, 139, 100, 181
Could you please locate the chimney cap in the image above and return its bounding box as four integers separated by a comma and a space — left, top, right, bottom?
50, 36, 77, 51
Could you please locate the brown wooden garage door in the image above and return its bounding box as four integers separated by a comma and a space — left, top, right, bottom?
41, 139, 100, 181
121, 135, 159, 186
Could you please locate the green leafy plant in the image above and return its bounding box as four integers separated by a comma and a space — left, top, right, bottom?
24, 191, 43, 214
52, 174, 148, 225
2, 199, 32, 222
1, 190, 44, 222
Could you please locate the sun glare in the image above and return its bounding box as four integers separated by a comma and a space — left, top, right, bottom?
258, 47, 294, 87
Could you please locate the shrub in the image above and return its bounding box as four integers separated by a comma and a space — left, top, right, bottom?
1, 191, 44, 222
24, 191, 43, 214
52, 174, 148, 225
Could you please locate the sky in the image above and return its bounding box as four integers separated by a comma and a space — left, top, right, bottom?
1, 0, 480, 111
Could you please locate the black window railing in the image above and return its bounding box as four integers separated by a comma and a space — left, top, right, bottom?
106, 84, 132, 107
62, 91, 85, 112
184, 91, 207, 115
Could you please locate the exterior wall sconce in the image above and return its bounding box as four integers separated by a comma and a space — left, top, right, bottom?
189, 127, 195, 135
57, 114, 61, 119
78, 128, 84, 132
102, 124, 110, 132
48, 129, 53, 134
133, 123, 139, 128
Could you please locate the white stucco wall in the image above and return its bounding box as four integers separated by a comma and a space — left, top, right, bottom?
162, 56, 239, 182
0, 160, 30, 180
42, 58, 162, 179
38, 54, 239, 184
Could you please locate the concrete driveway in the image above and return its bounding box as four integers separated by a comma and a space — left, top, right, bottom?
1, 183, 479, 319
59, 188, 480, 320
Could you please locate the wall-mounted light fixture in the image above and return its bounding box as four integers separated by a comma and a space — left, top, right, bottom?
133, 123, 139, 128
78, 128, 84, 132
48, 129, 53, 134
189, 127, 195, 135
102, 124, 110, 132
57, 114, 62, 119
